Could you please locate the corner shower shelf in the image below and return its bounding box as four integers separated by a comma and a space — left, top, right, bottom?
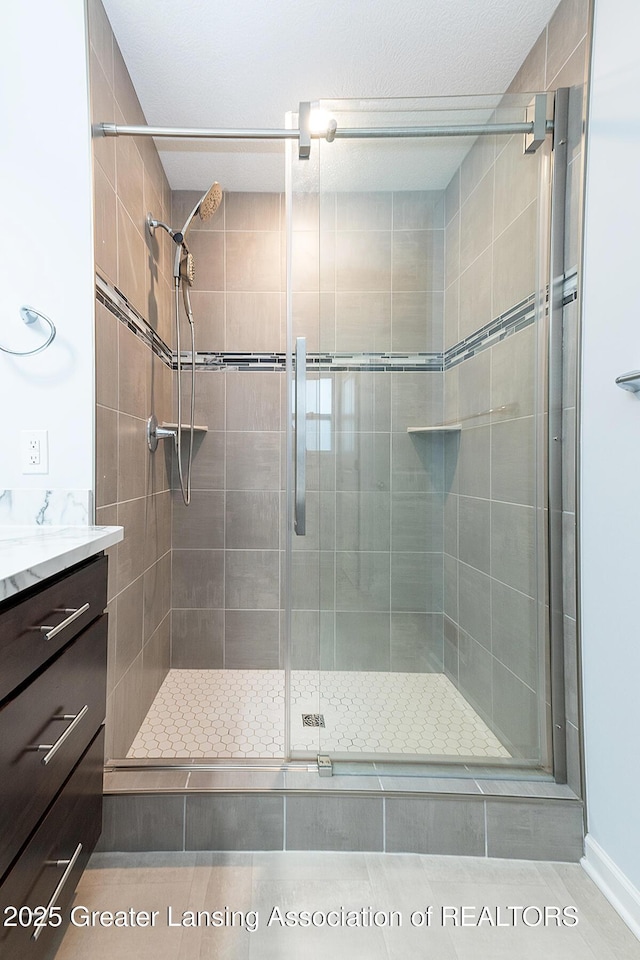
160, 422, 208, 432
407, 424, 461, 434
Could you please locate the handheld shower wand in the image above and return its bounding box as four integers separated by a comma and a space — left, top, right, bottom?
146, 182, 223, 506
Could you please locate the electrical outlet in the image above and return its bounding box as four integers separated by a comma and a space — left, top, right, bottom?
21, 430, 49, 474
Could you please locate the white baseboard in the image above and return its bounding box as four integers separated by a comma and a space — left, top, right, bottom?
582, 834, 640, 940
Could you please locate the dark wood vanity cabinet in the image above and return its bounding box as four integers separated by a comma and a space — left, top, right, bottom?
0, 554, 109, 960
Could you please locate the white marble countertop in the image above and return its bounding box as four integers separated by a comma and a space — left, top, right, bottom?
0, 525, 124, 602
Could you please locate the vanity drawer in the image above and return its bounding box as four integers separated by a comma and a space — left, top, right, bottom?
0, 617, 107, 880
0, 728, 104, 960
0, 554, 107, 703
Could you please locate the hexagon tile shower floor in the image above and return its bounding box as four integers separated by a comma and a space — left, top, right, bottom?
127, 669, 509, 759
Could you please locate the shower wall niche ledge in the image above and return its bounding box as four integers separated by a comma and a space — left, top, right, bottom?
406, 424, 462, 434
160, 422, 208, 432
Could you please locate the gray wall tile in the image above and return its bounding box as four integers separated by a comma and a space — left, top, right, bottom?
286, 796, 383, 851
390, 612, 444, 672
491, 416, 536, 505
186, 795, 284, 850
391, 432, 444, 493
226, 431, 281, 491
226, 491, 280, 549
225, 550, 280, 609
173, 549, 224, 608
491, 502, 537, 597
391, 491, 444, 553
491, 324, 536, 421
171, 609, 224, 669
391, 371, 443, 432
96, 405, 118, 507
338, 190, 392, 230
458, 496, 491, 574
143, 551, 171, 641
116, 495, 146, 592
226, 291, 282, 352
443, 616, 459, 683
385, 797, 485, 855
192, 370, 226, 430
392, 230, 444, 291
225, 372, 281, 431
226, 231, 281, 291
546, 0, 590, 85
98, 795, 185, 852
393, 190, 445, 230
172, 489, 224, 549
492, 661, 539, 759
337, 551, 391, 611
456, 426, 490, 499
492, 202, 537, 318
117, 412, 147, 502
458, 563, 491, 650
335, 612, 391, 670
459, 171, 493, 271
391, 552, 443, 613
225, 191, 281, 231
459, 247, 492, 339
493, 133, 538, 239
335, 292, 391, 351
486, 800, 584, 861
290, 551, 335, 610
115, 575, 144, 683
458, 630, 492, 719
336, 231, 391, 291
225, 610, 280, 668
336, 432, 391, 492
492, 581, 538, 690
337, 491, 391, 551
185, 430, 226, 490
141, 613, 170, 709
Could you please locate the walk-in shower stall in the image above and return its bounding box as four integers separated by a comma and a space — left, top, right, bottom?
106, 91, 569, 778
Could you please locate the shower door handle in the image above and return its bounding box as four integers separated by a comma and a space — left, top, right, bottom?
294, 336, 306, 536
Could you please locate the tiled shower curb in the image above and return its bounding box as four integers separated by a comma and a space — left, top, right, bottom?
99, 775, 584, 861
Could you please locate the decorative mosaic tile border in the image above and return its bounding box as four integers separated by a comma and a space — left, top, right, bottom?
96, 275, 173, 367
96, 270, 577, 375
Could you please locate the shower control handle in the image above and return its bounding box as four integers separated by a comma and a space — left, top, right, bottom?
294, 337, 306, 536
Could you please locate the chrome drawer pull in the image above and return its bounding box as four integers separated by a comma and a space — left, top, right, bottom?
40, 603, 90, 641
32, 842, 83, 941
36, 705, 89, 765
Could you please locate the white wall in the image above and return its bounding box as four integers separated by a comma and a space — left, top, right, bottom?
581, 0, 640, 931
0, 1, 94, 499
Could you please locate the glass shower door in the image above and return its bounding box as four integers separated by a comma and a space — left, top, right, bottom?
287, 94, 553, 771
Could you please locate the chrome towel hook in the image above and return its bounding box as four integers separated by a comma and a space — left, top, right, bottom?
0, 306, 56, 356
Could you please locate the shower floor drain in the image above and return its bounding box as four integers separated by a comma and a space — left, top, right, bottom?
302, 714, 325, 727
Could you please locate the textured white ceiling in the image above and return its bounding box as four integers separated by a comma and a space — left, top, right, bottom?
100, 0, 561, 192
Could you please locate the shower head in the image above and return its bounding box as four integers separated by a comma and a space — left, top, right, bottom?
180, 181, 224, 240
198, 182, 223, 221
173, 180, 224, 282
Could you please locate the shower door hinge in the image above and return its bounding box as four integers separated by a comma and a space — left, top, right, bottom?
524, 93, 549, 154
317, 755, 333, 777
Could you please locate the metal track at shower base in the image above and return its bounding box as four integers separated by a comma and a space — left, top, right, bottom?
104, 756, 548, 778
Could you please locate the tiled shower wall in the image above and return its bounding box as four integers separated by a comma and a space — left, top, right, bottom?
170, 189, 446, 674
89, 0, 174, 759
442, 0, 590, 776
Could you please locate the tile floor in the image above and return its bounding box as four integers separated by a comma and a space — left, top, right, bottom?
54, 850, 640, 960
126, 669, 510, 760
